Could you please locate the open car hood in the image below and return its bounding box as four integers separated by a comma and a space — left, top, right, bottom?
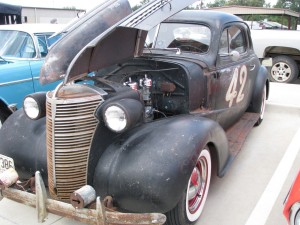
40, 0, 197, 84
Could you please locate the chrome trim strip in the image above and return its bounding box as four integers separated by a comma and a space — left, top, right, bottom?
0, 78, 33, 87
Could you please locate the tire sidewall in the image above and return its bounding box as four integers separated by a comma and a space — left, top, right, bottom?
185, 149, 211, 222
166, 148, 212, 225
255, 85, 266, 126
269, 56, 298, 83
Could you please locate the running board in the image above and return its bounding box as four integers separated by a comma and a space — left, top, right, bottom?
226, 112, 260, 157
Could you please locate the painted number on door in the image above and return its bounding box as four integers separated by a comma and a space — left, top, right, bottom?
225, 65, 247, 107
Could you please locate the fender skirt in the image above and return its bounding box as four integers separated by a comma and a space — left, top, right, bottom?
93, 115, 230, 213
0, 109, 47, 181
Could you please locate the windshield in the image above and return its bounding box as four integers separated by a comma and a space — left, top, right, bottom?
0, 30, 36, 58
147, 23, 211, 54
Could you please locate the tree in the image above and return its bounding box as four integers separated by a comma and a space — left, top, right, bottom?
275, 0, 300, 12
206, 0, 266, 8
132, 0, 150, 11
274, 0, 300, 27
206, 0, 227, 7
226, 0, 265, 7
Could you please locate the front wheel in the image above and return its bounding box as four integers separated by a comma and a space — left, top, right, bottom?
269, 56, 298, 83
166, 147, 211, 225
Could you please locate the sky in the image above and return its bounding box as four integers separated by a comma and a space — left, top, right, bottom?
0, 0, 279, 10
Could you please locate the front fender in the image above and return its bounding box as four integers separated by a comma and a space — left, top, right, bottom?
0, 109, 47, 180
93, 115, 230, 213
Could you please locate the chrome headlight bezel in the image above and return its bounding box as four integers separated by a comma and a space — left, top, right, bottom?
23, 92, 46, 120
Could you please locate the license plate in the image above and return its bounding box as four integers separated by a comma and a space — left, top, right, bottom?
0, 154, 15, 174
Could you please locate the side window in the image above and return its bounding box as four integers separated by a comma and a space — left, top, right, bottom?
219, 29, 229, 54
22, 34, 36, 58
37, 35, 48, 57
229, 27, 246, 54
218, 25, 247, 66
219, 25, 247, 54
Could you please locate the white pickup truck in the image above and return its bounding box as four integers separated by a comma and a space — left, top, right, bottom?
251, 29, 300, 83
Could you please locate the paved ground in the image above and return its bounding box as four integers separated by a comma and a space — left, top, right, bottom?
0, 82, 299, 225
197, 82, 300, 225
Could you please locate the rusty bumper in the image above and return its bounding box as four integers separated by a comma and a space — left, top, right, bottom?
0, 171, 166, 225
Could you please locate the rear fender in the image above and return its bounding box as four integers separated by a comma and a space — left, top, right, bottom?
247, 65, 269, 113
93, 115, 230, 213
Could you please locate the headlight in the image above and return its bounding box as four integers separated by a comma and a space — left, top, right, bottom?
104, 106, 127, 132
102, 99, 144, 133
23, 92, 46, 120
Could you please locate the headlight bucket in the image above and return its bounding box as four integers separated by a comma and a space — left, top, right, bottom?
102, 99, 144, 133
23, 92, 46, 120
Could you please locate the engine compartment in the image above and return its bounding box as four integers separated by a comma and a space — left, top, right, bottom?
93, 59, 190, 120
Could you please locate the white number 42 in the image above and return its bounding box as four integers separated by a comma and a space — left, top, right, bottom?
225, 65, 247, 107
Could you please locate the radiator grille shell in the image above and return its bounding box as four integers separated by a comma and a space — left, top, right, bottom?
46, 85, 104, 200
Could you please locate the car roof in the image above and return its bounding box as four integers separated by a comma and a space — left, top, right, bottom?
166, 10, 243, 27
0, 23, 64, 34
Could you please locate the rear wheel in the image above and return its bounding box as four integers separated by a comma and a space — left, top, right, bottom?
166, 147, 211, 225
269, 56, 298, 83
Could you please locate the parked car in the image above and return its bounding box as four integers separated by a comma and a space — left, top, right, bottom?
0, 0, 269, 225
284, 171, 300, 225
244, 21, 263, 30
251, 29, 300, 83
0, 23, 63, 128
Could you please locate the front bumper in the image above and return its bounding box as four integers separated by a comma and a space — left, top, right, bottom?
0, 171, 166, 225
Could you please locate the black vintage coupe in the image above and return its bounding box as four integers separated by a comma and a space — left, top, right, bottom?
0, 0, 269, 225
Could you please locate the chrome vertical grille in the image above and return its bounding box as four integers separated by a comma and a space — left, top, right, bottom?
46, 86, 103, 200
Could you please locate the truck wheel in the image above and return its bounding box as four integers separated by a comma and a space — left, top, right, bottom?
166, 147, 211, 225
255, 85, 266, 126
269, 56, 298, 83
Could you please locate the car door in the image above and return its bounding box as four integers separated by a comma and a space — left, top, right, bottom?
0, 31, 36, 108
214, 23, 257, 129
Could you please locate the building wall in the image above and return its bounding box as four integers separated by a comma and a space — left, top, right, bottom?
22, 7, 85, 24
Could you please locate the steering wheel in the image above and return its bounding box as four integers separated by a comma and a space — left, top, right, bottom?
178, 44, 204, 53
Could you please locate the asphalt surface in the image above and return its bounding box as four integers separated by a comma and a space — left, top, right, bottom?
0, 81, 299, 225
197, 82, 300, 225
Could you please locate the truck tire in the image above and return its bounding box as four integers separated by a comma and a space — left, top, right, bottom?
269, 56, 298, 83
166, 147, 211, 225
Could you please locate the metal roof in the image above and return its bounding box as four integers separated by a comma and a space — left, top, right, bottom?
205, 5, 300, 18
0, 3, 21, 15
